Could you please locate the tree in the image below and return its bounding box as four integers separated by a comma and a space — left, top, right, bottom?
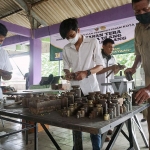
114, 53, 135, 75
41, 53, 63, 76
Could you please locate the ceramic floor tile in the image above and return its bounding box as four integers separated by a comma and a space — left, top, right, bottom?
0, 143, 24, 150
61, 145, 72, 150
65, 141, 73, 147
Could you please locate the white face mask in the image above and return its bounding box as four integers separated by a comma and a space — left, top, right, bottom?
68, 33, 79, 44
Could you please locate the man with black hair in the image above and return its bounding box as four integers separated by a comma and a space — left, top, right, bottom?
97, 38, 125, 94
96, 38, 125, 142
59, 18, 104, 150
125, 0, 150, 148
0, 23, 13, 99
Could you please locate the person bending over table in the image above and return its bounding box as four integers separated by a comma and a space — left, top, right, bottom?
59, 18, 104, 150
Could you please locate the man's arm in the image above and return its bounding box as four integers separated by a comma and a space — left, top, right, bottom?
129, 56, 146, 105
114, 68, 120, 75
132, 55, 141, 70
124, 26, 141, 75
97, 66, 111, 74
76, 65, 103, 80
135, 84, 150, 105
97, 65, 118, 75
90, 65, 103, 74
97, 64, 125, 75
124, 55, 141, 75
63, 69, 71, 80
75, 39, 104, 80
62, 47, 72, 80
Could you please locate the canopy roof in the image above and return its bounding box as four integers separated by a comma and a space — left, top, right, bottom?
0, 0, 132, 37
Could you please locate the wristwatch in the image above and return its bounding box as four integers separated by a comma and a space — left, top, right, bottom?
86, 70, 91, 78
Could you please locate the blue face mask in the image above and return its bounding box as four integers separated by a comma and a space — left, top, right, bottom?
136, 12, 150, 24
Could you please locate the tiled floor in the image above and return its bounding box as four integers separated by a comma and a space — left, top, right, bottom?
0, 113, 149, 150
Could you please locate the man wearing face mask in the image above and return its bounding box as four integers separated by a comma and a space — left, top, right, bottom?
124, 0, 150, 148
0, 23, 13, 100
59, 18, 104, 150
97, 38, 125, 94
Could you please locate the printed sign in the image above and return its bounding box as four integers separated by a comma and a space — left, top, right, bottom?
50, 17, 138, 61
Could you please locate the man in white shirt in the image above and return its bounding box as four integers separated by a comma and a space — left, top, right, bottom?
96, 38, 125, 142
97, 38, 125, 94
0, 23, 13, 99
59, 18, 104, 150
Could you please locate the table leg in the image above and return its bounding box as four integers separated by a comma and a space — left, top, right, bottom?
126, 119, 140, 150
1, 118, 4, 127
101, 131, 108, 149
133, 115, 149, 148
41, 124, 61, 150
105, 123, 124, 150
34, 123, 38, 150
121, 129, 130, 141
25, 120, 28, 145
73, 130, 83, 150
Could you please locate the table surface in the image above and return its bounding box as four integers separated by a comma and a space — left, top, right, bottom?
3, 88, 66, 95
0, 100, 149, 134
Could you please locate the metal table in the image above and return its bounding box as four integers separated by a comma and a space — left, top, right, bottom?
3, 88, 66, 95
0, 101, 149, 150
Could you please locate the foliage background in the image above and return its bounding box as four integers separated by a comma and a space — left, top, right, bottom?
114, 53, 135, 75
41, 53, 63, 76
41, 53, 136, 77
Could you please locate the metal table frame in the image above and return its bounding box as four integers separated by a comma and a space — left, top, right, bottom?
101, 115, 148, 150
0, 103, 149, 150
0, 116, 35, 145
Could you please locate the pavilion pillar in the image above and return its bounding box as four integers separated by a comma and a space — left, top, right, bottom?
29, 38, 41, 86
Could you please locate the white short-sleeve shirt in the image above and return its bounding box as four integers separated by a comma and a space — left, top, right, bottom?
96, 54, 116, 94
0, 47, 13, 99
63, 36, 104, 95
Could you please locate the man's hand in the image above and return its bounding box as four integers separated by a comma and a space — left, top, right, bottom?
135, 87, 150, 105
64, 74, 70, 80
118, 64, 126, 70
64, 72, 71, 80
111, 65, 119, 71
75, 71, 87, 81
64, 71, 76, 81
2, 74, 12, 80
64, 69, 71, 80
111, 64, 126, 71
0, 69, 12, 80
0, 69, 12, 75
124, 67, 136, 75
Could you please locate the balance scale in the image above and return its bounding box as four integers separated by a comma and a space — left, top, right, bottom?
102, 76, 134, 95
